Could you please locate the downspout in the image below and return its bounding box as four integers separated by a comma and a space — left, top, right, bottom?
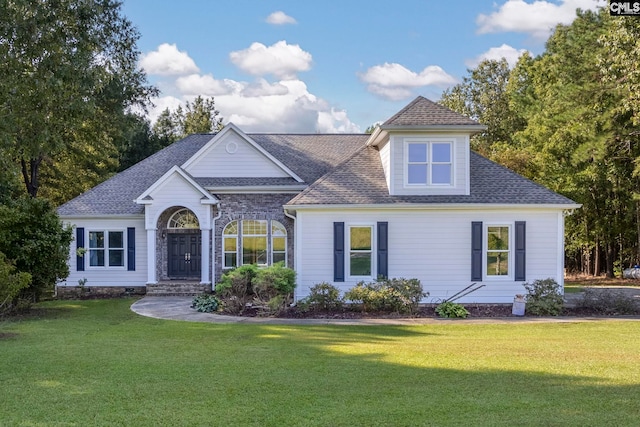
283, 208, 298, 302
211, 203, 222, 291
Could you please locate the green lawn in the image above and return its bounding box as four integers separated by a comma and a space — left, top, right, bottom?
2, 299, 640, 426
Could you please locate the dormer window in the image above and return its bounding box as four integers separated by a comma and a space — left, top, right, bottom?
406, 139, 453, 186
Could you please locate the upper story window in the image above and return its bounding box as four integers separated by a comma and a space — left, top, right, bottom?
406, 140, 452, 186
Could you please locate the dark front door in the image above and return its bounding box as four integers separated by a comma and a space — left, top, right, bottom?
168, 233, 201, 278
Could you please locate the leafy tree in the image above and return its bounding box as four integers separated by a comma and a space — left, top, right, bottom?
152, 96, 224, 143
0, 252, 31, 315
0, 197, 72, 302
0, 0, 156, 198
116, 113, 174, 171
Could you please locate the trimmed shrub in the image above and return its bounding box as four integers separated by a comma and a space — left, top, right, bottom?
435, 301, 469, 318
524, 278, 564, 316
191, 294, 221, 313
297, 282, 343, 312
344, 278, 426, 314
214, 263, 296, 316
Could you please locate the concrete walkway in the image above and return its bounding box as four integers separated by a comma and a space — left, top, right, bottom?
130, 296, 640, 326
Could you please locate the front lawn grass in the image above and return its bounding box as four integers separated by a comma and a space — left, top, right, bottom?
2, 299, 640, 426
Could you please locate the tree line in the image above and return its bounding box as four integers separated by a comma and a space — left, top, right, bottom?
440, 8, 640, 277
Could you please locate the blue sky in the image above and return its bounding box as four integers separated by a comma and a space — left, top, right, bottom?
121, 0, 605, 133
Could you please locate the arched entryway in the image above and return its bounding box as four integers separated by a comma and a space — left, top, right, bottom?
166, 208, 201, 279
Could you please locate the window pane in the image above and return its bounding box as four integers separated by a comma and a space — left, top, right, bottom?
89, 231, 104, 248
242, 236, 267, 265
109, 231, 123, 249
109, 249, 124, 267
408, 143, 427, 162
272, 252, 286, 264
487, 252, 509, 276
350, 253, 371, 276
223, 221, 238, 235
488, 227, 509, 250
432, 164, 451, 184
224, 253, 237, 268
89, 250, 104, 267
350, 227, 371, 251
432, 143, 451, 162
224, 237, 236, 252
408, 164, 427, 184
242, 220, 267, 235
272, 236, 286, 252
272, 221, 286, 236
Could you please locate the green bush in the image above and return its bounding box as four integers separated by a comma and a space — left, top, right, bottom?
0, 252, 32, 316
252, 263, 296, 315
524, 278, 564, 316
215, 263, 296, 316
191, 294, 221, 313
297, 282, 343, 312
435, 301, 469, 318
0, 197, 72, 302
344, 278, 426, 314
577, 288, 639, 315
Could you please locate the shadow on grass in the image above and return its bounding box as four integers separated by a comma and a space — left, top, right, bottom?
2, 298, 639, 426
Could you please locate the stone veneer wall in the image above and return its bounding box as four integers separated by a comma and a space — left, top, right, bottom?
56, 285, 146, 299
213, 193, 295, 283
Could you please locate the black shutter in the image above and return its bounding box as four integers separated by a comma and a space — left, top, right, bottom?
377, 222, 388, 279
471, 222, 483, 281
76, 227, 85, 271
127, 227, 136, 271
334, 222, 345, 282
515, 221, 526, 281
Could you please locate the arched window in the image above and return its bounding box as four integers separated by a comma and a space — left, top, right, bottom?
167, 209, 199, 229
222, 219, 287, 268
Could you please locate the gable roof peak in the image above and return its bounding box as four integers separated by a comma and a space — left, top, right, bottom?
382, 96, 485, 129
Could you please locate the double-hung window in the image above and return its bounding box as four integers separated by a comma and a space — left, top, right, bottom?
486, 225, 511, 278
406, 140, 452, 186
349, 225, 373, 277
89, 230, 124, 267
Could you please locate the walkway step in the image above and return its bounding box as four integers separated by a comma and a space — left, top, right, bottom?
146, 283, 209, 297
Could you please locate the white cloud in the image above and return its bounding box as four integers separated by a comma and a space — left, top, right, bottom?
266, 11, 297, 25
139, 43, 200, 76
229, 41, 312, 80
466, 44, 530, 68
358, 63, 458, 101
175, 74, 235, 96
476, 0, 606, 40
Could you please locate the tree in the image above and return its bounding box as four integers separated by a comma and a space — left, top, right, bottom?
0, 0, 156, 198
152, 96, 223, 143
0, 197, 72, 302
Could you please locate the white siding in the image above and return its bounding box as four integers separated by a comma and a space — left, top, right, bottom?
295, 208, 564, 304
390, 134, 469, 196
378, 139, 391, 192
61, 218, 147, 288
184, 132, 289, 178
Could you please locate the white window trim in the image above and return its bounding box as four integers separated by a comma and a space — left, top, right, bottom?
87, 229, 126, 269
241, 220, 269, 267
346, 223, 375, 280
403, 138, 454, 188
483, 223, 513, 281
221, 220, 287, 269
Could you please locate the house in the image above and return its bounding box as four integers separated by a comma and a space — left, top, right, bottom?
57, 96, 579, 303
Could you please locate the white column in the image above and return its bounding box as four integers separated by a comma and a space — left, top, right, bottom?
201, 228, 211, 284
146, 228, 157, 284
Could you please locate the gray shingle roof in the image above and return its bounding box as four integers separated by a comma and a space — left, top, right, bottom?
57, 133, 368, 216
383, 96, 482, 127
287, 147, 576, 206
